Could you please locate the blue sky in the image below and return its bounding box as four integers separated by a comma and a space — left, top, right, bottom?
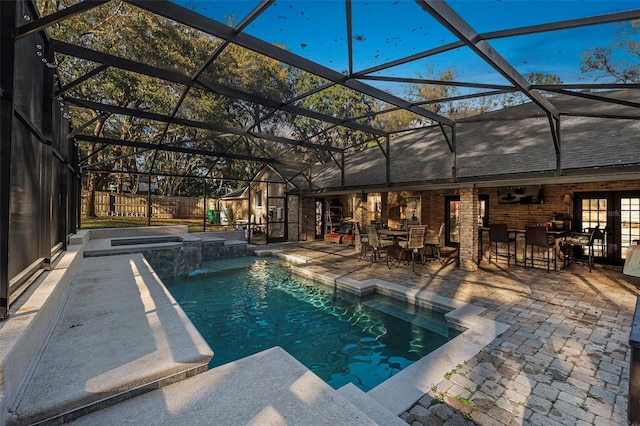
176, 1, 639, 93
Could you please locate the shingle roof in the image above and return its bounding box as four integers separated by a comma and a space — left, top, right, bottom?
220, 187, 248, 199
295, 90, 640, 192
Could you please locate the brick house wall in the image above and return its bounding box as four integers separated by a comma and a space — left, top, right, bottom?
485, 180, 640, 230
403, 179, 640, 237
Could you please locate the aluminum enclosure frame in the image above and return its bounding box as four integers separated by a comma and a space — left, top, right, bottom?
1, 0, 78, 319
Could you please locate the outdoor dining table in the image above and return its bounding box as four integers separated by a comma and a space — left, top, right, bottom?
377, 228, 408, 245
561, 231, 596, 271
377, 228, 413, 268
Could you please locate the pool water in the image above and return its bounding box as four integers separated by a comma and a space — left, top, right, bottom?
164, 258, 462, 391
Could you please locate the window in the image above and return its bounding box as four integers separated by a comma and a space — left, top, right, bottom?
620, 197, 640, 259
479, 195, 489, 227
580, 197, 607, 257
256, 190, 262, 207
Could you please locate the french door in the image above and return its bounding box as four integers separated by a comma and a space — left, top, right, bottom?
266, 182, 287, 243
575, 192, 640, 265
445, 196, 460, 247
315, 198, 324, 239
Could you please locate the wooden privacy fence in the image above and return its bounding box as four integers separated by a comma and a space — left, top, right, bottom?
81, 191, 217, 219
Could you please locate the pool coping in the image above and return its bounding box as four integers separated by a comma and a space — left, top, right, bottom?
261, 248, 510, 414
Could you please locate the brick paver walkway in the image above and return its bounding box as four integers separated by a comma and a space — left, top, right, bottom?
269, 242, 637, 426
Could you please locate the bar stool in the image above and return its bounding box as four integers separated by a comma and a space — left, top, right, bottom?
524, 225, 557, 272
489, 224, 517, 266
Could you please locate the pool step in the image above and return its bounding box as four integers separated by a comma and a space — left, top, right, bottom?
6, 254, 213, 426
361, 299, 453, 338
337, 383, 408, 424
60, 347, 383, 426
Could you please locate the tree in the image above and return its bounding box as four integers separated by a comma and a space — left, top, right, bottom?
39, 0, 296, 204
412, 67, 459, 116
39, 0, 228, 210
581, 20, 640, 83
498, 72, 563, 107
373, 66, 564, 133
201, 44, 295, 183
374, 66, 472, 131
291, 71, 378, 162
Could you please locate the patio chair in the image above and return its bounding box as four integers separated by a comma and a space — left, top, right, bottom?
356, 222, 370, 261
585, 226, 605, 272
489, 223, 517, 266
390, 225, 426, 272
403, 220, 421, 229
524, 225, 556, 272
423, 223, 445, 263
365, 225, 393, 265
396, 221, 420, 243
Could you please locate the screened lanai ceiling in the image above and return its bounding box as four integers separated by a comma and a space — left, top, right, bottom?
27, 0, 640, 184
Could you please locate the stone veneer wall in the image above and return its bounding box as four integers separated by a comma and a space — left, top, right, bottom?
201, 239, 249, 261
301, 197, 317, 241
287, 194, 300, 241
140, 238, 251, 279
458, 186, 479, 271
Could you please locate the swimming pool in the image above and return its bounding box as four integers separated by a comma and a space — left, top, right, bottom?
164, 258, 463, 392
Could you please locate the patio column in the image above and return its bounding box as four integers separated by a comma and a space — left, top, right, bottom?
458, 186, 479, 271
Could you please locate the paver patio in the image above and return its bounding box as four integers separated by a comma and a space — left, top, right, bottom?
267, 241, 637, 425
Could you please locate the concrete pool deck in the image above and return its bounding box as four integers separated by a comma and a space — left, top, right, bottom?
2, 250, 403, 426
5, 254, 214, 425
1, 237, 637, 425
